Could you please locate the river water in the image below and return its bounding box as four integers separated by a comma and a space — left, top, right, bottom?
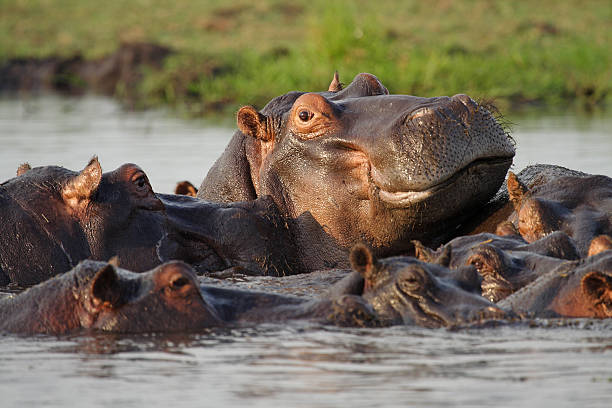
1, 95, 611, 407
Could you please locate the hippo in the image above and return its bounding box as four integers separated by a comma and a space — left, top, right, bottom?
0, 260, 222, 334
0, 259, 380, 334
498, 250, 612, 318
412, 231, 580, 302
198, 73, 515, 268
459, 164, 592, 237
0, 158, 299, 286
339, 245, 506, 327
504, 171, 612, 256
174, 180, 198, 197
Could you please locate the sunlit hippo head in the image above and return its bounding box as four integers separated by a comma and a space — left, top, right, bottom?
200, 73, 515, 254
86, 261, 222, 332
506, 171, 612, 256
0, 260, 222, 334
499, 250, 612, 319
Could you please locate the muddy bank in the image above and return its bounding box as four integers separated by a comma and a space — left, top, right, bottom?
0, 42, 171, 106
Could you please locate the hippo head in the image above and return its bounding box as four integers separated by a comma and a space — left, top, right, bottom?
201, 73, 515, 253
348, 244, 505, 327
580, 268, 612, 318
82, 261, 222, 332
2, 260, 222, 334
551, 251, 612, 318
0, 157, 166, 277
507, 172, 612, 256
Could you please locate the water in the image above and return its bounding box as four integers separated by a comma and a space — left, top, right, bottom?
0, 95, 232, 193
510, 112, 612, 177
1, 95, 612, 407
2, 323, 611, 407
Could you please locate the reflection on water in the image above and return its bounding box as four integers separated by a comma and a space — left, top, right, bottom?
1, 96, 612, 407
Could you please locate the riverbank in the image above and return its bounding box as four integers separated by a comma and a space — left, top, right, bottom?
1, 0, 610, 116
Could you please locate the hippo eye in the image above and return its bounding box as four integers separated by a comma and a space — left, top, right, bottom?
170, 276, 190, 289
399, 270, 423, 291
298, 110, 313, 122
132, 174, 147, 189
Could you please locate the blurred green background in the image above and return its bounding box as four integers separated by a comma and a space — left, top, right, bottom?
1, 0, 610, 116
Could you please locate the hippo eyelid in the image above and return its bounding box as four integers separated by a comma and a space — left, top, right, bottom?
130, 172, 149, 190
397, 268, 425, 291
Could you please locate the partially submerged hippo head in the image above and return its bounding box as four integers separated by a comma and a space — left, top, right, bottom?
506, 172, 612, 256
499, 250, 612, 318
0, 260, 222, 334
347, 244, 505, 327
0, 158, 297, 286
199, 73, 515, 253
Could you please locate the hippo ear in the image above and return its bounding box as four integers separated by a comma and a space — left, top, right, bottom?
237, 106, 273, 142
496, 220, 519, 236
412, 240, 436, 263
107, 256, 120, 267
174, 180, 198, 197
328, 71, 343, 92
581, 271, 612, 315
17, 163, 31, 176
90, 264, 123, 309
433, 244, 452, 267
62, 157, 102, 208
507, 172, 528, 211
350, 244, 377, 280
412, 240, 451, 267
588, 235, 612, 257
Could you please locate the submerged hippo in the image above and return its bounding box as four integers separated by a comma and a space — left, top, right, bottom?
504, 171, 612, 256
0, 260, 222, 334
339, 245, 506, 327
498, 250, 612, 318
0, 259, 379, 334
199, 73, 515, 267
0, 158, 298, 286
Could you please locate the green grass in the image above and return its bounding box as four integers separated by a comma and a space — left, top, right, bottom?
1, 0, 611, 115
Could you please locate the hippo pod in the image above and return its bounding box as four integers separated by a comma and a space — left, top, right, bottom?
0, 158, 299, 286
199, 72, 515, 268
0, 249, 508, 335
413, 231, 581, 302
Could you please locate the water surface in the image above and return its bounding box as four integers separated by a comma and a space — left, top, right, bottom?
1, 96, 611, 407
0, 95, 232, 193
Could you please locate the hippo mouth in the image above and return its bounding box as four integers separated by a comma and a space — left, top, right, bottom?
374, 156, 513, 206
